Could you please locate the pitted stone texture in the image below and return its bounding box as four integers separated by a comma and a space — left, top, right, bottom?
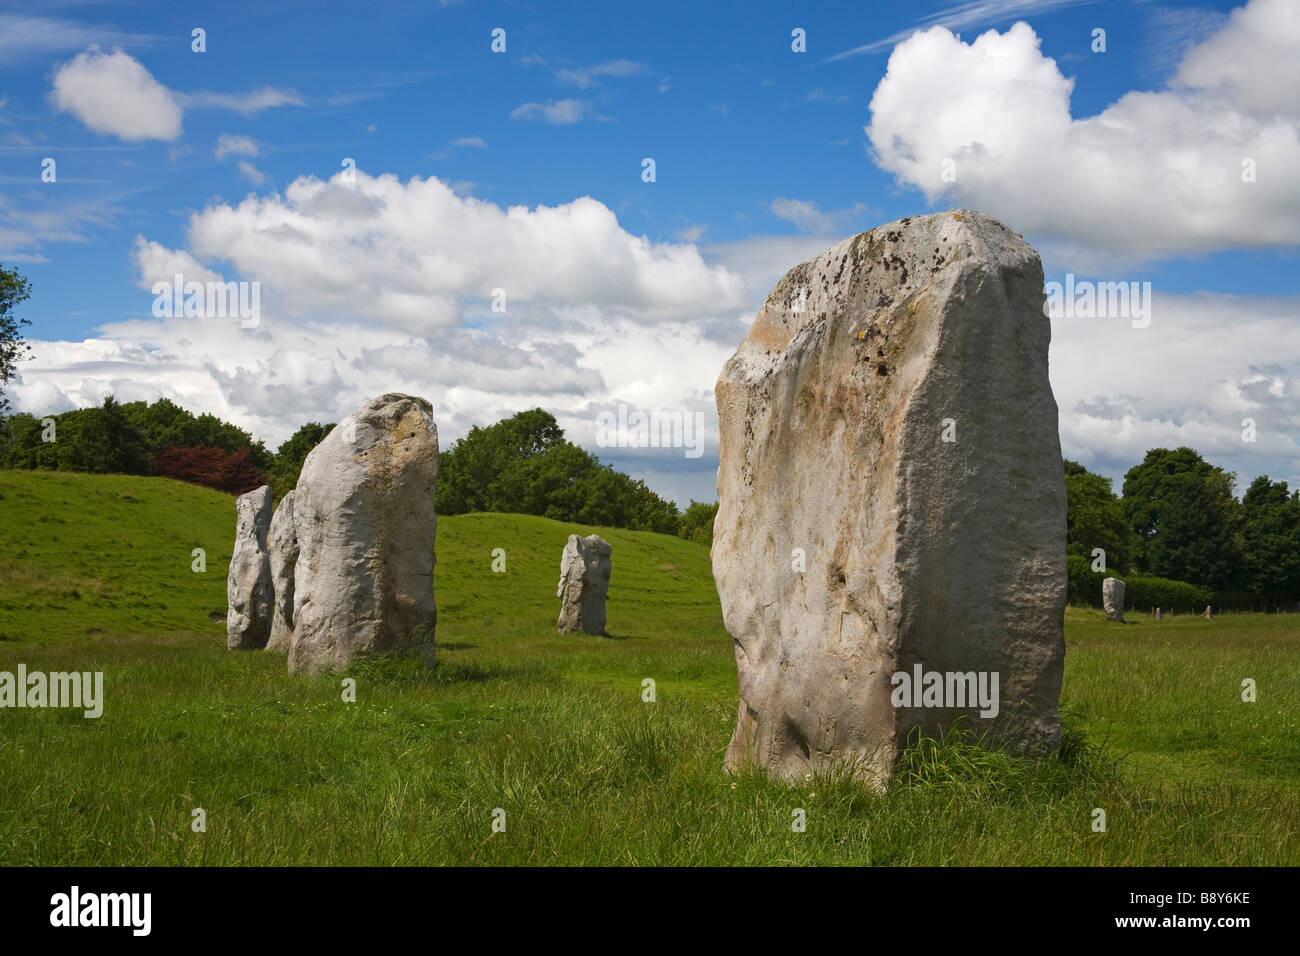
227, 485, 274, 650
1103, 577, 1126, 622
556, 534, 612, 635
266, 489, 298, 652
713, 210, 1066, 788
288, 394, 438, 675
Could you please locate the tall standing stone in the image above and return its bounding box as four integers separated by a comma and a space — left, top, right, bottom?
1102, 577, 1125, 622
556, 534, 612, 635
288, 394, 438, 675
713, 210, 1066, 788
266, 489, 298, 652
227, 485, 274, 650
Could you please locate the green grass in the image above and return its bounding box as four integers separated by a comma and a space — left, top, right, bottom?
0, 469, 1296, 865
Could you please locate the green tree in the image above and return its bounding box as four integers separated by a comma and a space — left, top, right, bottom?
1241, 475, 1300, 609
678, 500, 719, 545
0, 262, 33, 416
56, 396, 150, 474
1121, 447, 1243, 590
1063, 461, 1130, 571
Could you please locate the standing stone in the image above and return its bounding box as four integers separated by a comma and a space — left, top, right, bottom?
713, 210, 1066, 788
556, 534, 612, 635
1102, 578, 1126, 622
227, 485, 274, 650
288, 394, 438, 675
265, 489, 298, 652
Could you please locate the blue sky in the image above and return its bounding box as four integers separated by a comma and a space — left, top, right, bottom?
2, 0, 1299, 505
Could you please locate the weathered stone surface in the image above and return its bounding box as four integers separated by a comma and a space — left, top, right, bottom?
288, 394, 438, 675
556, 534, 612, 634
713, 209, 1066, 788
227, 485, 274, 650
1102, 577, 1126, 622
266, 489, 298, 652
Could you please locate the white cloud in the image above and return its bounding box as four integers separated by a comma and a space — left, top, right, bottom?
1173, 0, 1300, 119
123, 170, 743, 332
1051, 291, 1300, 493
554, 59, 649, 89
50, 47, 182, 141
829, 0, 1089, 60
510, 99, 592, 125
0, 15, 161, 60
864, 1, 1300, 256
236, 160, 266, 186
770, 198, 871, 235
213, 134, 258, 160
180, 87, 304, 115
451, 136, 487, 148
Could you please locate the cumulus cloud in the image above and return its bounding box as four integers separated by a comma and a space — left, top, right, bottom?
510, 99, 592, 124
50, 47, 182, 141
128, 169, 743, 330
864, 0, 1300, 256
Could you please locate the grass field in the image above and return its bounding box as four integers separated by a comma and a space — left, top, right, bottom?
1, 470, 1296, 865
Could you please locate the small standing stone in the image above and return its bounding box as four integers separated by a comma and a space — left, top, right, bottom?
556, 534, 612, 635
1102, 577, 1125, 622
227, 485, 274, 650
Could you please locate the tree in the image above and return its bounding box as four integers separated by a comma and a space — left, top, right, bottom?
678, 500, 719, 545
0, 262, 33, 416
1063, 462, 1130, 571
1121, 447, 1243, 590
55, 396, 151, 474
1241, 475, 1300, 609
152, 445, 268, 495
437, 409, 570, 514
270, 422, 335, 497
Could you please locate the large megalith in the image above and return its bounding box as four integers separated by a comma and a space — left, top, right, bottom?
227, 485, 274, 650
288, 394, 438, 675
556, 534, 612, 635
1102, 577, 1125, 622
713, 210, 1067, 788
266, 489, 298, 652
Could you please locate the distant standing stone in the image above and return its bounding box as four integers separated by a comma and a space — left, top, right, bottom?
227, 485, 274, 650
1103, 577, 1126, 622
556, 534, 612, 634
265, 489, 298, 652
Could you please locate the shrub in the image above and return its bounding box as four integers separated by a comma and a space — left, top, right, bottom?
1067, 554, 1212, 612
152, 445, 268, 495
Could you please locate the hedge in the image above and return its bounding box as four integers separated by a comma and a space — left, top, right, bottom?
1066, 555, 1212, 612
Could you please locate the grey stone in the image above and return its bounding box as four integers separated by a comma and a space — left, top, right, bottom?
266, 489, 298, 652
713, 209, 1066, 788
1103, 577, 1126, 622
227, 485, 274, 650
288, 394, 439, 675
556, 534, 612, 635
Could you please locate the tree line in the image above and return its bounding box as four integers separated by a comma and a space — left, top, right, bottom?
1067, 449, 1300, 611
0, 399, 720, 544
